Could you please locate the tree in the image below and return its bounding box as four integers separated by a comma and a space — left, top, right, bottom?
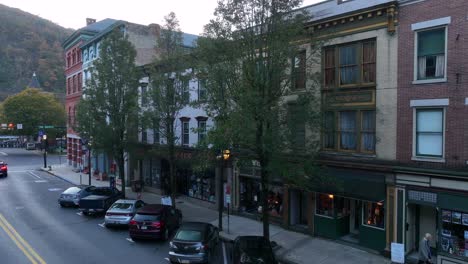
0, 88, 65, 137
75, 28, 140, 198
143, 12, 192, 207
196, 0, 320, 239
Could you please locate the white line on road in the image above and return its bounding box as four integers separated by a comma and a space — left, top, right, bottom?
98, 223, 106, 228
126, 238, 134, 243
222, 241, 228, 264
27, 171, 41, 179
34, 180, 47, 183
0, 152, 7, 156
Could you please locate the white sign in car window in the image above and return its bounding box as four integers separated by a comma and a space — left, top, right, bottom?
391, 243, 405, 264
161, 196, 172, 206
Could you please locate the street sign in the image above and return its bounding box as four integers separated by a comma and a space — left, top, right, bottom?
17, 124, 23, 129
38, 130, 44, 137
225, 194, 231, 204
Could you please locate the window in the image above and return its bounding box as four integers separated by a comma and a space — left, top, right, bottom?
339, 111, 357, 150
141, 85, 148, 106
416, 27, 446, 80
153, 118, 160, 144
198, 120, 207, 142
182, 121, 189, 146
198, 79, 207, 101
292, 51, 306, 90
78, 73, 82, 91
323, 110, 376, 153
323, 40, 376, 88
68, 107, 71, 125
324, 48, 335, 87
83, 50, 88, 62
72, 76, 76, 93
363, 201, 384, 229
416, 108, 444, 157
141, 125, 147, 143
323, 111, 335, 149
316, 194, 334, 217
182, 80, 190, 104
67, 78, 71, 94
287, 103, 306, 149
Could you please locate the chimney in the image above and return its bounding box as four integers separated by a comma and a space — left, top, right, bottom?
86, 18, 97, 26
148, 23, 161, 36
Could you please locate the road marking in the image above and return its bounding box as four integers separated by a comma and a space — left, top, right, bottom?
76, 212, 83, 216
222, 241, 228, 264
47, 188, 62, 192
28, 172, 41, 179
164, 257, 170, 262
0, 152, 7, 156
15, 206, 25, 210
0, 213, 47, 264
34, 180, 48, 183
126, 238, 134, 243
98, 223, 106, 228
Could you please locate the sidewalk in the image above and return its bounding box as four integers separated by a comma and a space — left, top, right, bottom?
42, 164, 391, 264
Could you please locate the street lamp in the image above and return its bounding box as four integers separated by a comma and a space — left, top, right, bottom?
42, 134, 47, 168
217, 149, 231, 231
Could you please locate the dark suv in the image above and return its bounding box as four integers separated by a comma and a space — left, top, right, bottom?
129, 204, 182, 241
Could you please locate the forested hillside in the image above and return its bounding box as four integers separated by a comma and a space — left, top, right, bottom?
0, 4, 72, 101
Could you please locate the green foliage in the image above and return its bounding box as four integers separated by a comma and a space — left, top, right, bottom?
0, 4, 72, 100
0, 88, 65, 136
196, 0, 321, 238
75, 28, 140, 197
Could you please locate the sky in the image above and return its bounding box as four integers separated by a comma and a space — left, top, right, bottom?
0, 0, 322, 35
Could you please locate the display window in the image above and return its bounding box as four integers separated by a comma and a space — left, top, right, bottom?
239, 178, 283, 218
188, 173, 215, 203
440, 209, 468, 258
363, 201, 384, 229
316, 194, 334, 217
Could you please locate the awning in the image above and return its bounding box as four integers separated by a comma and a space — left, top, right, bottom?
308, 167, 387, 202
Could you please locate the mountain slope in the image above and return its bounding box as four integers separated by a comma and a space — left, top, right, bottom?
0, 4, 72, 100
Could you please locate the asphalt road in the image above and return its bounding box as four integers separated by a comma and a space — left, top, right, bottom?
0, 148, 229, 264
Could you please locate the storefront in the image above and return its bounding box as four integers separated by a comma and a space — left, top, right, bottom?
405, 186, 468, 264
306, 167, 388, 253
187, 171, 216, 203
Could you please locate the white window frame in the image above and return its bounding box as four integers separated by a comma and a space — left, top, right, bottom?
198, 120, 207, 142
412, 17, 450, 84
182, 121, 190, 146
412, 105, 446, 162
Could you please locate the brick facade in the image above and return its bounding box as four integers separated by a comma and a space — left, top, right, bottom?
397, 0, 468, 169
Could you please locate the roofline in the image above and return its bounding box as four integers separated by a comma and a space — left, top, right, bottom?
80, 20, 126, 49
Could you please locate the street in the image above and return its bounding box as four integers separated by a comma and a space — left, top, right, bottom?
0, 148, 229, 264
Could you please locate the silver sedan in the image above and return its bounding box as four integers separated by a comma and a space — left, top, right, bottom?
104, 199, 145, 227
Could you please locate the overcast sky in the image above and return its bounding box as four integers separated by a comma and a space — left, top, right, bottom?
0, 0, 322, 35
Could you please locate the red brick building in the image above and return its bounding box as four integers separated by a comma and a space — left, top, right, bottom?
62, 18, 117, 168
396, 0, 468, 263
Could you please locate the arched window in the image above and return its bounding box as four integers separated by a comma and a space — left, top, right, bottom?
78, 73, 82, 91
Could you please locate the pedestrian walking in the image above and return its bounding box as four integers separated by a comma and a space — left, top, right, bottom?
418, 233, 433, 264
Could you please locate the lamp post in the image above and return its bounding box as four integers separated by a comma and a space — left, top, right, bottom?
217, 149, 231, 231
42, 134, 47, 168
87, 139, 92, 186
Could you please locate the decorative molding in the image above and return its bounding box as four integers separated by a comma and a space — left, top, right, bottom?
411, 16, 451, 31
195, 116, 208, 121
179, 117, 191, 122
410, 98, 449, 107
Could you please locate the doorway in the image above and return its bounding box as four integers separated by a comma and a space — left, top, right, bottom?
350, 199, 361, 235
406, 204, 438, 262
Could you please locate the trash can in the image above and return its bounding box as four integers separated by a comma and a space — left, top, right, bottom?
132, 180, 142, 192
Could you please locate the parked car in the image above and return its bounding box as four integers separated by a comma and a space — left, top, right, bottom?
58, 185, 96, 207
232, 236, 278, 264
104, 199, 145, 227
129, 204, 182, 241
79, 187, 122, 215
26, 142, 36, 150
168, 222, 219, 264
0, 161, 7, 177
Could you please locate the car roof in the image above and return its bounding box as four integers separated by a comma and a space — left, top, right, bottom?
179, 222, 211, 231
137, 204, 168, 214
63, 187, 82, 194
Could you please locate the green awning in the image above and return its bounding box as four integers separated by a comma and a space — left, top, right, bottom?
309, 167, 386, 202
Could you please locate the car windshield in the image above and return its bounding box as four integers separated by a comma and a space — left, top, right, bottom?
133, 214, 160, 221
63, 187, 81, 194
110, 203, 132, 210
175, 230, 203, 241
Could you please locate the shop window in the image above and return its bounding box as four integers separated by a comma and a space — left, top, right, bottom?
292, 50, 306, 90
267, 188, 283, 217
440, 209, 468, 258
415, 108, 444, 157
188, 173, 215, 202
416, 27, 446, 80
363, 201, 384, 229
335, 196, 349, 218
316, 194, 334, 218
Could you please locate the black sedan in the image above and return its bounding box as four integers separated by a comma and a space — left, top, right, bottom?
58, 185, 96, 207
232, 236, 278, 264
169, 222, 219, 264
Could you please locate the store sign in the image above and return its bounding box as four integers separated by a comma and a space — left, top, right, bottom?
408, 190, 437, 204
391, 243, 405, 263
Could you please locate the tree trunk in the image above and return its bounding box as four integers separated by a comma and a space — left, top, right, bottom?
167, 119, 177, 209
261, 165, 270, 240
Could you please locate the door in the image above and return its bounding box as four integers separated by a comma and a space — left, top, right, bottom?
349, 200, 361, 235
406, 204, 417, 254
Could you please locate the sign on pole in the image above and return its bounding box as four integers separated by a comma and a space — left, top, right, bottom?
38, 130, 44, 137
17, 124, 23, 129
